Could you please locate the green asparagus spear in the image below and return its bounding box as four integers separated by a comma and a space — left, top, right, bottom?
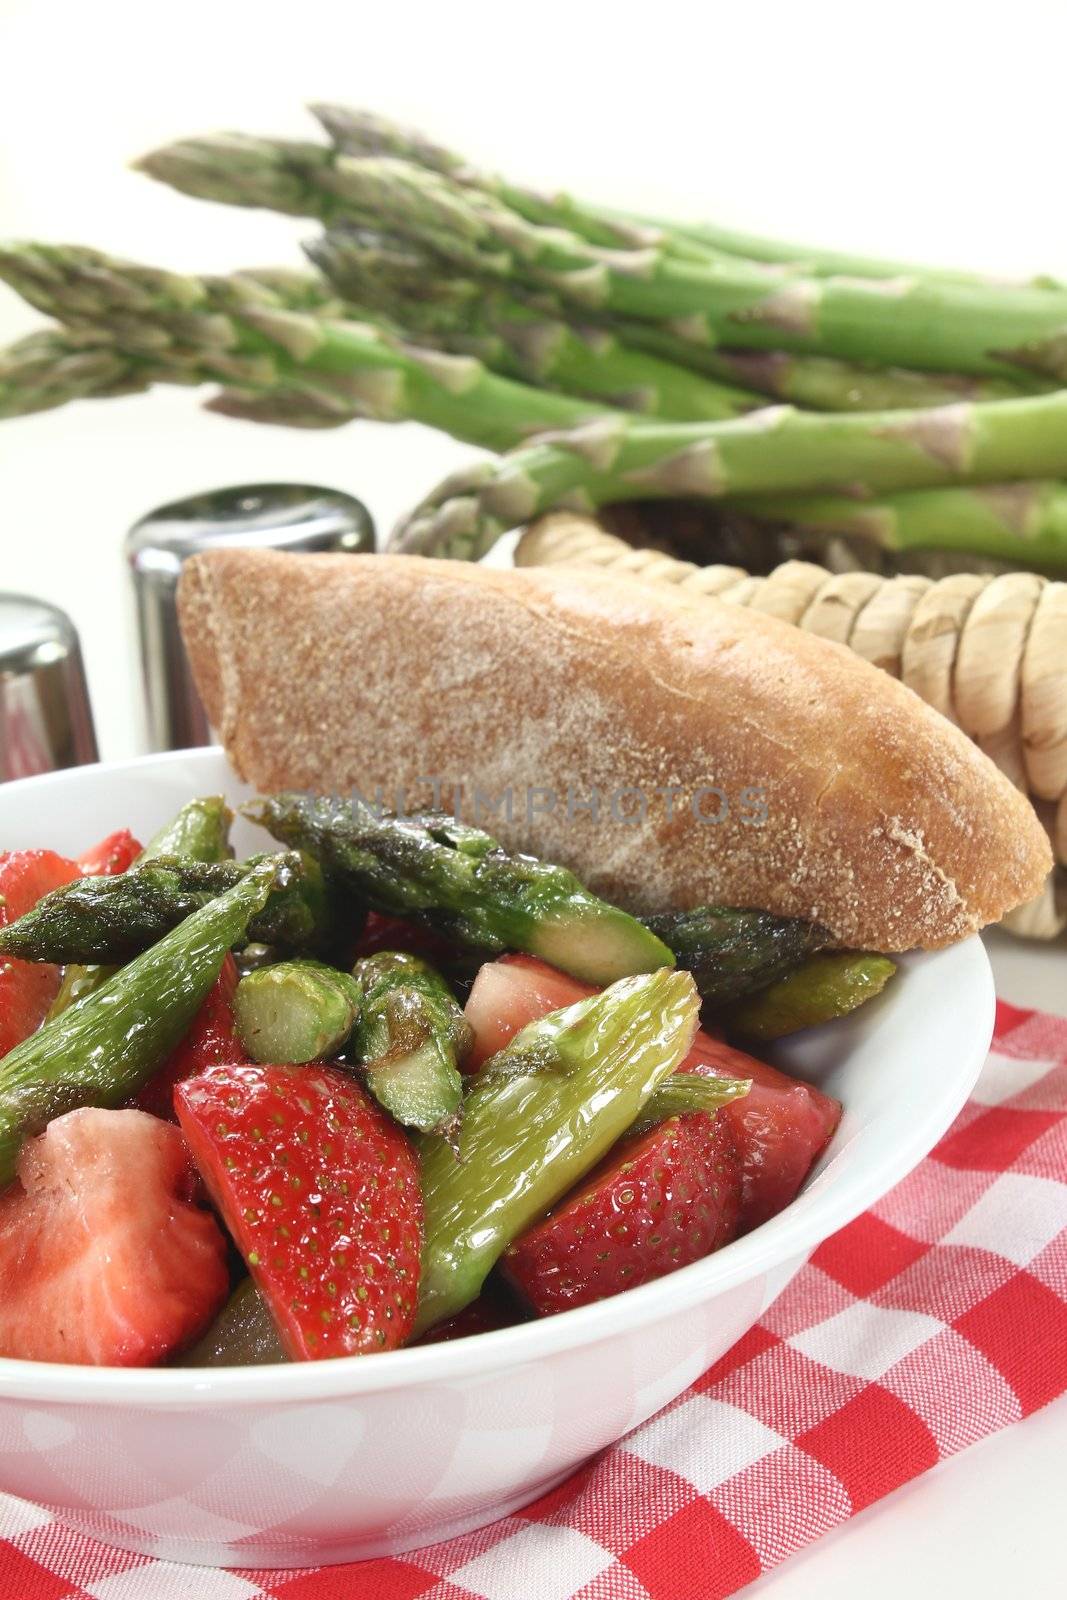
308, 229, 758, 423
390, 393, 1067, 564
309, 229, 1038, 417
142, 795, 234, 862
45, 796, 236, 1023
643, 907, 827, 1005
233, 959, 362, 1064
724, 952, 897, 1040
350, 951, 469, 1138
627, 1069, 751, 1139
0, 244, 613, 455
175, 1278, 287, 1367
416, 966, 699, 1332
0, 328, 152, 419
312, 105, 1051, 291
246, 794, 673, 985
0, 858, 284, 1189
147, 148, 1067, 382
0, 852, 332, 965
732, 481, 1067, 571
134, 117, 1044, 418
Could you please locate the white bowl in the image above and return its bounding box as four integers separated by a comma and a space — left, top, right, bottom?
0, 748, 994, 1567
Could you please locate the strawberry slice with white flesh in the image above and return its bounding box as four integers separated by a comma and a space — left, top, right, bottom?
0, 849, 82, 1059
0, 1107, 229, 1365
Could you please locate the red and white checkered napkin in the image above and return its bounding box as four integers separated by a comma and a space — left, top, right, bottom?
4, 999, 1067, 1600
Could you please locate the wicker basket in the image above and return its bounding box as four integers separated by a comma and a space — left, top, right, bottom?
516, 513, 1067, 941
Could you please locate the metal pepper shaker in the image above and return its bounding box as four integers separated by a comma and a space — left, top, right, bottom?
125, 483, 375, 752
0, 594, 98, 781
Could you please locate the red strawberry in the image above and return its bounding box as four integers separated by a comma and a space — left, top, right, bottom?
175, 1062, 423, 1359
684, 1032, 841, 1231
77, 829, 142, 877
0, 1107, 229, 1365
0, 849, 82, 1059
354, 910, 459, 967
503, 1108, 741, 1315
414, 1281, 524, 1345
465, 954, 841, 1232
134, 954, 245, 1122
464, 952, 595, 1069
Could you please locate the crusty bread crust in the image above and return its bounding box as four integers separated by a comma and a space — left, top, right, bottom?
178, 550, 1052, 950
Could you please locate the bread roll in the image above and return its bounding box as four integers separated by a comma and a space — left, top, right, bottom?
179, 550, 1051, 951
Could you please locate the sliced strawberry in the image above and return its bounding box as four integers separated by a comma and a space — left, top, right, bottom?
0, 849, 82, 1059
354, 910, 460, 967
465, 954, 841, 1231
502, 1108, 741, 1315
77, 829, 143, 877
464, 952, 595, 1069
684, 1032, 841, 1231
175, 1062, 423, 1359
0, 1107, 229, 1365
414, 1281, 524, 1344
134, 954, 244, 1122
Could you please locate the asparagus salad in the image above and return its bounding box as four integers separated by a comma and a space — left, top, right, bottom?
0, 794, 894, 1366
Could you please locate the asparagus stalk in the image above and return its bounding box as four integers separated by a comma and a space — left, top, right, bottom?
724, 952, 897, 1039
627, 1069, 751, 1138
643, 906, 827, 1005
45, 796, 236, 1022
145, 148, 1067, 382
0, 243, 616, 453
0, 859, 284, 1188
733, 482, 1067, 570
137, 130, 1051, 408
309, 229, 757, 421
416, 967, 699, 1332
310, 104, 1060, 292
0, 329, 152, 418
176, 1277, 287, 1367
245, 794, 674, 985
136, 125, 668, 257
233, 959, 363, 1063
618, 325, 1041, 412
0, 852, 332, 964
656, 217, 1062, 289
142, 796, 235, 862
350, 951, 469, 1138
391, 395, 1067, 563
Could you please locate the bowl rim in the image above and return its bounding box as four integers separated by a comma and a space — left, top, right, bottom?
0, 750, 995, 1408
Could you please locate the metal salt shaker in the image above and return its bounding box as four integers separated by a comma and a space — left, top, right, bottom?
0, 594, 98, 781
125, 483, 375, 751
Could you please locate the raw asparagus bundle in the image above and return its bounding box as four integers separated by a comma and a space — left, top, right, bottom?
136, 129, 1040, 414
7, 242, 1067, 571
7, 103, 1067, 574
137, 137, 1067, 383
0, 243, 610, 452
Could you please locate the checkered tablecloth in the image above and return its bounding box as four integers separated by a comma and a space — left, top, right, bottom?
3, 998, 1066, 1600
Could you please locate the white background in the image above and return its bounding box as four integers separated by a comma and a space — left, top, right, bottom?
2, 2, 1066, 1592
